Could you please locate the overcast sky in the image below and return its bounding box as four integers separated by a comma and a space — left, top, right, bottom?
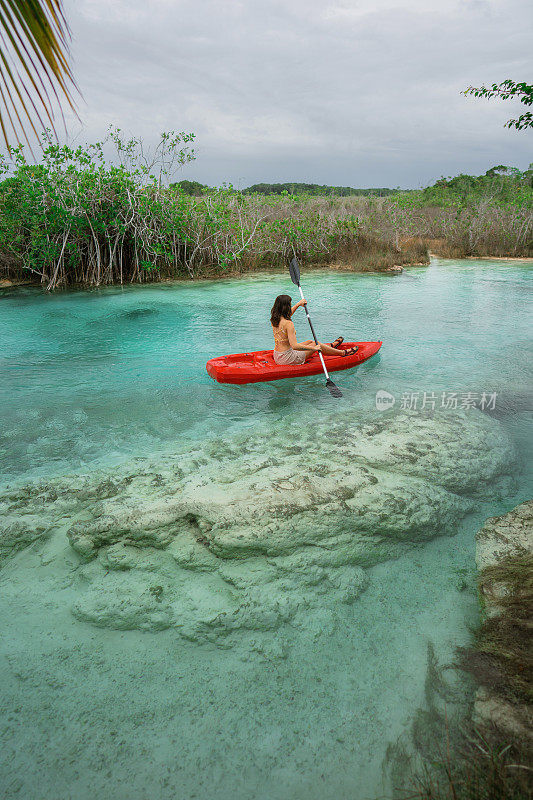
61, 0, 532, 188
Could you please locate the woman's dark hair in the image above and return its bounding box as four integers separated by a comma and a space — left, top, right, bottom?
270, 295, 292, 327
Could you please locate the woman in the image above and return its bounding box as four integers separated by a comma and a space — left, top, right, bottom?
270, 294, 357, 365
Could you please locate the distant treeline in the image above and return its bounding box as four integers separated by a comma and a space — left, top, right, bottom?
169, 180, 207, 196
172, 166, 533, 202
170, 180, 399, 197
241, 183, 399, 197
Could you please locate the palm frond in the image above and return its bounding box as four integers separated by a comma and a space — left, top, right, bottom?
0, 0, 77, 151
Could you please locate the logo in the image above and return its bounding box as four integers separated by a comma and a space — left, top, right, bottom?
376, 390, 395, 411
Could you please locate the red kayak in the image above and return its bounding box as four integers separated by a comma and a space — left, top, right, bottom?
206, 341, 382, 385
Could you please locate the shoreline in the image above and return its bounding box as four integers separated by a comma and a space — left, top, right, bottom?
2, 254, 532, 291
0, 263, 417, 289
466, 255, 533, 262
428, 253, 533, 262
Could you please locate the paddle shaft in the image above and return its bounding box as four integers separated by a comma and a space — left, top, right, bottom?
295, 284, 331, 380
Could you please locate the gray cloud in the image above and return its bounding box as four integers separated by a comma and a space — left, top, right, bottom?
62, 0, 532, 187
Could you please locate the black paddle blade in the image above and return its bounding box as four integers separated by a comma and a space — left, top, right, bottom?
326, 379, 343, 398
288, 256, 300, 286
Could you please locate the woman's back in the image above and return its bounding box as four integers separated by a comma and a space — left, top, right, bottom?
272, 320, 290, 350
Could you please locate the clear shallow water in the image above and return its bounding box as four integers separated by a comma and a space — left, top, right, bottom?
1, 258, 532, 484
0, 258, 532, 800
1, 258, 531, 483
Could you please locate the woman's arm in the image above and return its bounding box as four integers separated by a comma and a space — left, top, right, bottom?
286, 321, 319, 352
290, 298, 307, 316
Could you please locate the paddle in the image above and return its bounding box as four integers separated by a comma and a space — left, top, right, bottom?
288, 256, 343, 398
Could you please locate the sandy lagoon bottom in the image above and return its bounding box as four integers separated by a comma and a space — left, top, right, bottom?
0, 499, 488, 800
0, 259, 532, 799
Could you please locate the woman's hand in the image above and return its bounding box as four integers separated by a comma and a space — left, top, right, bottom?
313, 343, 322, 352
291, 299, 307, 316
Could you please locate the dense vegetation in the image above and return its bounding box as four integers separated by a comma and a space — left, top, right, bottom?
392, 164, 533, 259
0, 131, 531, 289
408, 164, 533, 206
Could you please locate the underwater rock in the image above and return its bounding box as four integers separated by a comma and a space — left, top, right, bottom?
66, 465, 469, 565
72, 573, 177, 632
0, 409, 516, 641
69, 544, 368, 638
0, 518, 48, 564
68, 544, 367, 643
473, 688, 532, 740
473, 500, 533, 740
476, 500, 533, 577
476, 499, 532, 616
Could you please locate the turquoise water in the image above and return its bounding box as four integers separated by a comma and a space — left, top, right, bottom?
1, 259, 531, 482
0, 258, 531, 799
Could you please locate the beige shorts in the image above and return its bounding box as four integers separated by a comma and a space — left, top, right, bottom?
273, 348, 306, 366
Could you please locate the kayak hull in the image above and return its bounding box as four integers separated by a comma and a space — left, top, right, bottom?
206, 341, 382, 385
